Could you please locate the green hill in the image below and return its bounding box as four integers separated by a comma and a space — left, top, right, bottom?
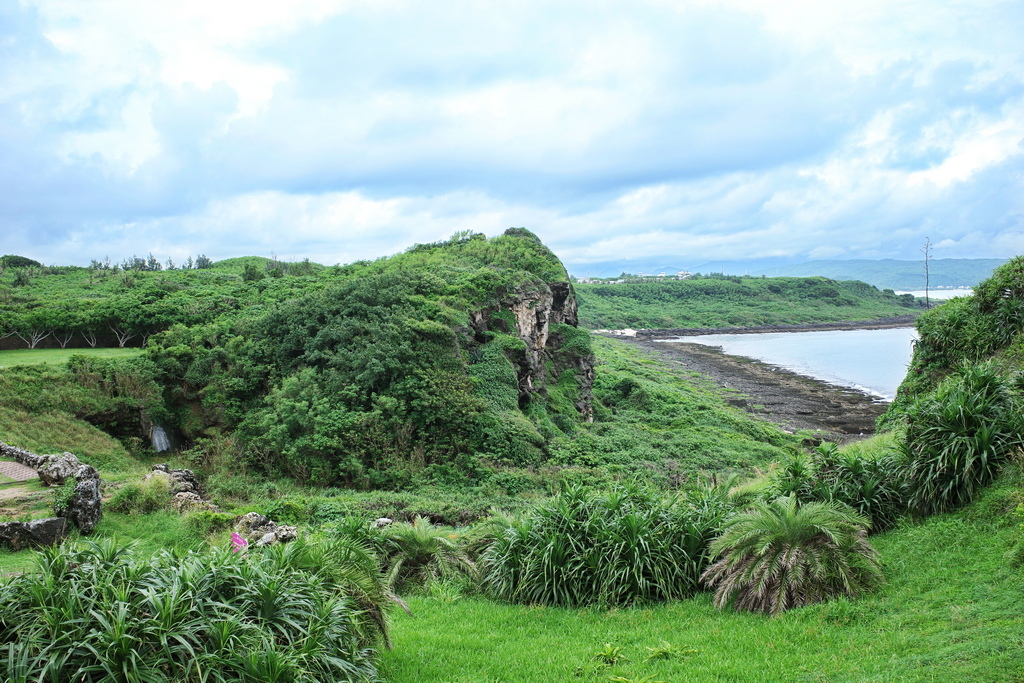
575, 274, 921, 329
766, 258, 1006, 290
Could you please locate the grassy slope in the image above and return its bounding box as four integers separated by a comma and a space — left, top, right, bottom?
381, 493, 1024, 682
0, 348, 142, 367
568, 336, 799, 474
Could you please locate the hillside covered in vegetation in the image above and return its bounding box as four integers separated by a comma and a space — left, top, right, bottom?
575, 275, 921, 329
0, 230, 800, 493
2, 241, 1023, 682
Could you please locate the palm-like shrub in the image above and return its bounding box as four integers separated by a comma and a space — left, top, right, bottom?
0, 537, 388, 682
701, 495, 883, 615
479, 484, 728, 608
901, 363, 1024, 516
382, 516, 477, 592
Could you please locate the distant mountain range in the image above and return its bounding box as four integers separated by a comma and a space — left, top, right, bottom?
570, 258, 1008, 291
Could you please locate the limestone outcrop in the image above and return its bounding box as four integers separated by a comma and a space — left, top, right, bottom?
63, 465, 103, 534
1, 440, 102, 535
468, 276, 595, 420
0, 518, 69, 550
233, 512, 298, 547
145, 463, 205, 496
144, 464, 221, 513
38, 452, 84, 487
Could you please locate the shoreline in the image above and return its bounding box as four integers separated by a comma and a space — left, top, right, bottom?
632, 315, 919, 339
620, 336, 892, 442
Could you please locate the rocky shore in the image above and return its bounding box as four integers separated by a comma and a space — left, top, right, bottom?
623, 337, 892, 442
636, 315, 919, 339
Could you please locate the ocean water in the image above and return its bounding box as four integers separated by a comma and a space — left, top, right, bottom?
657, 327, 918, 401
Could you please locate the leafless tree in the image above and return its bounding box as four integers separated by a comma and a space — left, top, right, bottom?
922, 237, 931, 309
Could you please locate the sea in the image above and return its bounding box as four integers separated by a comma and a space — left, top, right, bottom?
656, 327, 918, 401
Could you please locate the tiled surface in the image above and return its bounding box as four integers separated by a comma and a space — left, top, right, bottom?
0, 460, 37, 482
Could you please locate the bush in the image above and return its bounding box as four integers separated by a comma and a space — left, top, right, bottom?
900, 363, 1024, 516
183, 510, 237, 537
479, 484, 728, 608
50, 477, 78, 516
770, 442, 908, 533
106, 475, 170, 514
0, 538, 388, 682
701, 495, 883, 615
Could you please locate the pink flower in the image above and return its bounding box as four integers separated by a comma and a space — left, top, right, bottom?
231, 532, 249, 553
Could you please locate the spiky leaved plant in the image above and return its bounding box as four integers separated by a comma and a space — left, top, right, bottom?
701, 495, 883, 615
900, 362, 1024, 516
0, 537, 388, 682
479, 483, 728, 608
383, 516, 477, 592
805, 442, 908, 533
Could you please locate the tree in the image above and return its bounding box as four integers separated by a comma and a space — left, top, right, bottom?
922, 236, 931, 309
9, 310, 53, 348
0, 254, 42, 269
701, 495, 883, 615
242, 262, 265, 282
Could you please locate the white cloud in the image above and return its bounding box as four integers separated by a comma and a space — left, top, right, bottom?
2, 0, 1022, 268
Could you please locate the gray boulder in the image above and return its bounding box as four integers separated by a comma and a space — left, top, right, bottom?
37, 452, 81, 487
147, 464, 204, 496
233, 511, 298, 547
58, 464, 102, 534
171, 491, 220, 513
0, 518, 69, 551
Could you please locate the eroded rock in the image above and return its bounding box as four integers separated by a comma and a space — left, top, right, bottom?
62, 470, 102, 534
37, 452, 81, 487
146, 464, 204, 496
0, 517, 69, 550
171, 491, 219, 513
233, 511, 298, 547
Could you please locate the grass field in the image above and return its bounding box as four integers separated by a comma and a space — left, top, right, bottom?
0, 347, 144, 367
380, 510, 1024, 682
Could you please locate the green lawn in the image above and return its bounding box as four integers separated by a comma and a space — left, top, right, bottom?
380, 513, 1024, 683
0, 347, 143, 367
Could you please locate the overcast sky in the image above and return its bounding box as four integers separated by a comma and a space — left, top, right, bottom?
2, 0, 1022, 273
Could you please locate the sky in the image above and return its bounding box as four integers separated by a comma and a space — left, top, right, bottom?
1, 0, 1022, 274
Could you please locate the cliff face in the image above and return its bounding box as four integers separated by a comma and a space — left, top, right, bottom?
470, 279, 595, 421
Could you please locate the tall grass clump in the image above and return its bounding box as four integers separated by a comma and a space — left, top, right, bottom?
0, 537, 389, 682
770, 441, 907, 533
479, 483, 728, 608
900, 362, 1024, 516
106, 475, 171, 514
701, 495, 883, 615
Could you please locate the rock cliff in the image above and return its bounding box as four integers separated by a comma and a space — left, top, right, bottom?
470, 278, 595, 421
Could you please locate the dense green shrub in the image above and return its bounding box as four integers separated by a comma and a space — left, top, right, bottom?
106, 476, 171, 514
479, 484, 728, 607
702, 495, 883, 615
899, 363, 1024, 516
0, 538, 388, 682
575, 275, 920, 330
182, 510, 237, 536
770, 442, 907, 533
50, 477, 78, 516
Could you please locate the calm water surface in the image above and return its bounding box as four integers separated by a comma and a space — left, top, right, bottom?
657, 327, 918, 401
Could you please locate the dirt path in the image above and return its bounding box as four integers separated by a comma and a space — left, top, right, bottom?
0, 485, 38, 503
623, 337, 889, 442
